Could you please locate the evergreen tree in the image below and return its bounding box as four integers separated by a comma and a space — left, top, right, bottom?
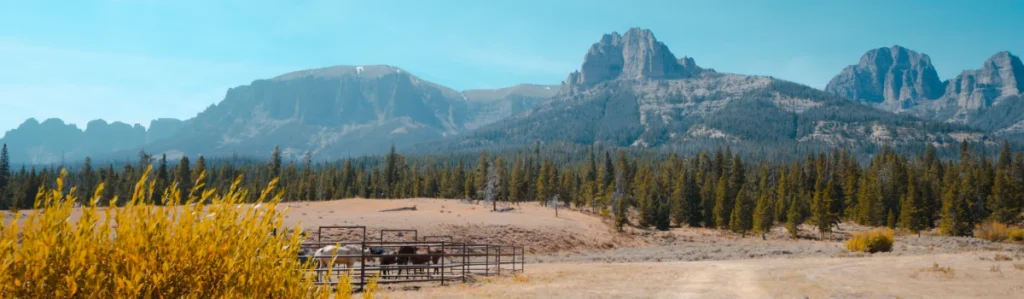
635, 167, 655, 227
753, 178, 775, 240
601, 151, 614, 189
537, 161, 551, 204
940, 171, 973, 236
475, 150, 489, 200
899, 169, 927, 236
729, 186, 753, 236
987, 169, 1021, 224
670, 172, 688, 226
270, 145, 282, 179
729, 155, 745, 202
193, 155, 207, 197
653, 175, 671, 230
559, 170, 575, 208
19, 167, 37, 210
700, 167, 717, 227
509, 158, 525, 205
176, 156, 191, 203
154, 154, 169, 205
584, 146, 598, 183
102, 165, 116, 206
78, 156, 95, 204
341, 160, 354, 198
713, 174, 731, 228
811, 179, 839, 240
997, 140, 1012, 171
0, 144, 10, 209
683, 170, 703, 227
1013, 153, 1024, 185
384, 145, 399, 197
452, 161, 466, 199
613, 168, 628, 231
786, 195, 806, 239
774, 170, 791, 223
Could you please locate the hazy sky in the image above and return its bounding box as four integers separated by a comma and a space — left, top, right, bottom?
1, 0, 1022, 133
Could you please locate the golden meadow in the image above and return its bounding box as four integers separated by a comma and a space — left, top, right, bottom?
0, 167, 378, 298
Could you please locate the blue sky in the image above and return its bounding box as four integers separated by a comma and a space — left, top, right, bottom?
1, 0, 1022, 133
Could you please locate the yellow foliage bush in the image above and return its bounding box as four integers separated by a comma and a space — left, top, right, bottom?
1010, 229, 1024, 242
974, 221, 1024, 242
845, 228, 895, 253
0, 168, 376, 298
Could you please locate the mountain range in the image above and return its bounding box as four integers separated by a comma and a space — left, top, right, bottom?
825, 46, 1024, 138
2, 28, 1020, 164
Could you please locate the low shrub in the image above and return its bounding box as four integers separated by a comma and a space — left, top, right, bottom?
0, 169, 376, 298
975, 222, 1024, 242
1010, 229, 1024, 242
920, 263, 955, 277
845, 228, 895, 253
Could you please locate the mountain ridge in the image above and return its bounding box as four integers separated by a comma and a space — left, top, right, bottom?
4, 28, 1020, 163
826, 47, 1024, 137
423, 30, 992, 158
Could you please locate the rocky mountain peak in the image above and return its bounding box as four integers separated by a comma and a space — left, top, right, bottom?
563, 28, 702, 92
825, 45, 944, 110
978, 51, 1023, 95
944, 51, 1023, 111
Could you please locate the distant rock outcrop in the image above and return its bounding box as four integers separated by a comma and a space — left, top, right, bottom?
827, 47, 1024, 137
944, 51, 1024, 111
825, 45, 944, 110
0, 118, 185, 164
563, 28, 705, 93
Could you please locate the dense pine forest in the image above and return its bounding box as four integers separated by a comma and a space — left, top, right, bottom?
0, 141, 1022, 238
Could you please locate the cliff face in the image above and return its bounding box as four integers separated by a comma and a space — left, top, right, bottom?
944, 51, 1024, 111
563, 28, 704, 93
825, 45, 944, 110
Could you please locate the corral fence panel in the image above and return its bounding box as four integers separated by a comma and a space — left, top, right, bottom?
297, 226, 525, 289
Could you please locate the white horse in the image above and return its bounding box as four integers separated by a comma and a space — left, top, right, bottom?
312, 244, 369, 282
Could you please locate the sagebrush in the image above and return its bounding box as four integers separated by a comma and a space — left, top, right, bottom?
845, 228, 895, 253
0, 168, 374, 298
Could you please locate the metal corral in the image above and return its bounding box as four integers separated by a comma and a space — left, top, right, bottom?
297, 226, 525, 289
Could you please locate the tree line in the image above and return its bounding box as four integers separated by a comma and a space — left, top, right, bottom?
0, 141, 1021, 238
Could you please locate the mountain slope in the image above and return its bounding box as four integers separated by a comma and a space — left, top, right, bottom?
125, 66, 556, 160
462, 84, 556, 130
426, 28, 985, 158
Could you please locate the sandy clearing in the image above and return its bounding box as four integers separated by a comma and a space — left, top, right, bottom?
277, 198, 642, 253
384, 251, 1024, 299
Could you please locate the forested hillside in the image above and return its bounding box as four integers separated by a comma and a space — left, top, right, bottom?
2, 139, 1021, 238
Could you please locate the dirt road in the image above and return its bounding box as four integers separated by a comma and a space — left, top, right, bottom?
385, 251, 1024, 298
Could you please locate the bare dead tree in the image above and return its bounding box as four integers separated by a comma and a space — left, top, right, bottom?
548, 195, 560, 218
484, 163, 500, 211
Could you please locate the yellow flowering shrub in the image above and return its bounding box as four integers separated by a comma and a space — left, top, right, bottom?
845, 228, 895, 253
0, 168, 376, 298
